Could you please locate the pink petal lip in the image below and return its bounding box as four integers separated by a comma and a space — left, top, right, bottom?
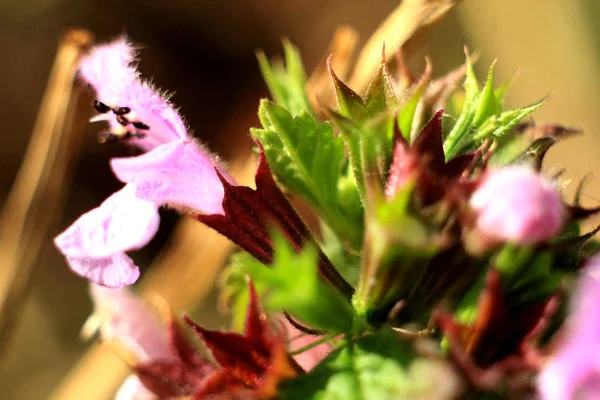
54, 184, 160, 259
66, 254, 140, 289
54, 184, 159, 288
111, 139, 226, 216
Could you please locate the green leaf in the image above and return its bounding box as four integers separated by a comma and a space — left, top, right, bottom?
494, 246, 560, 304
473, 99, 544, 141
244, 235, 356, 334
397, 60, 431, 141
363, 61, 398, 117
443, 55, 544, 160
220, 251, 263, 332
252, 100, 363, 249
257, 40, 312, 117
327, 110, 367, 206
472, 60, 498, 128
320, 222, 361, 287
328, 62, 367, 121
279, 330, 462, 400
443, 52, 480, 160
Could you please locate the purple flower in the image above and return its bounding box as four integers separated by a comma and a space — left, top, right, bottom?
538, 254, 600, 400
79, 38, 187, 150
88, 284, 174, 361
54, 39, 226, 287
469, 166, 565, 246
55, 185, 158, 288
87, 284, 175, 400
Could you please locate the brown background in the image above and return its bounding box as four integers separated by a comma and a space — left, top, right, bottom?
1, 1, 600, 398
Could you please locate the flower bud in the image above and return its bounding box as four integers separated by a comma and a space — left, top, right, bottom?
470, 166, 565, 246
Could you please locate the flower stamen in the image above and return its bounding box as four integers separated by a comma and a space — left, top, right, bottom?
113, 106, 131, 115
92, 100, 111, 113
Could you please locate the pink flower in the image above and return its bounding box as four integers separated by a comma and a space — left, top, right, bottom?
88, 284, 173, 362
281, 318, 332, 371
54, 39, 226, 287
87, 284, 214, 400
538, 254, 600, 400
470, 166, 565, 246
88, 284, 173, 400
79, 38, 187, 150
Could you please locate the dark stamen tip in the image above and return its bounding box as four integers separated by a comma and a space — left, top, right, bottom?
92, 100, 111, 113
98, 132, 119, 143
132, 121, 150, 130
116, 115, 130, 126
122, 132, 146, 141
112, 106, 131, 115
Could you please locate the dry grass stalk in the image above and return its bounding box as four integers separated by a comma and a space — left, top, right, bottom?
0, 28, 93, 355
306, 25, 359, 113
348, 0, 462, 91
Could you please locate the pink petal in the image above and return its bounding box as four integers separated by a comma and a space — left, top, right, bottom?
90, 284, 173, 362
80, 38, 188, 150
538, 255, 600, 399
470, 166, 565, 245
281, 318, 332, 371
115, 375, 158, 400
79, 37, 138, 102
54, 184, 160, 259
67, 254, 140, 288
111, 140, 225, 215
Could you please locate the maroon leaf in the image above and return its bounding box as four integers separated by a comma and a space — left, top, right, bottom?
386, 110, 475, 205
197, 145, 354, 299
192, 370, 249, 399
184, 282, 298, 397
135, 360, 206, 397
435, 268, 551, 391
132, 316, 216, 398
197, 145, 309, 265
168, 318, 213, 370
412, 109, 446, 173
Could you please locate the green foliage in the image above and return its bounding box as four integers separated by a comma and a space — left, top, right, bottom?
244, 235, 356, 334
328, 60, 397, 208
279, 330, 461, 400
495, 245, 559, 304
252, 100, 363, 249
397, 63, 430, 141
220, 251, 262, 332
363, 62, 398, 117
320, 222, 362, 287
443, 55, 543, 160
329, 60, 396, 124
257, 40, 312, 117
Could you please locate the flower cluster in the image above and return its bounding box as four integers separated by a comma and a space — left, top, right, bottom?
55, 36, 600, 400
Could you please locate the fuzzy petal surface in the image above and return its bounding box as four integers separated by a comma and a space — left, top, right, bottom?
470, 166, 565, 245
55, 184, 160, 259
111, 139, 225, 215
80, 38, 188, 150
67, 254, 140, 289
90, 284, 173, 362
54, 184, 159, 287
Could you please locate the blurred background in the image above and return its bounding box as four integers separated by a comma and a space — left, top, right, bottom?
1, 0, 600, 398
